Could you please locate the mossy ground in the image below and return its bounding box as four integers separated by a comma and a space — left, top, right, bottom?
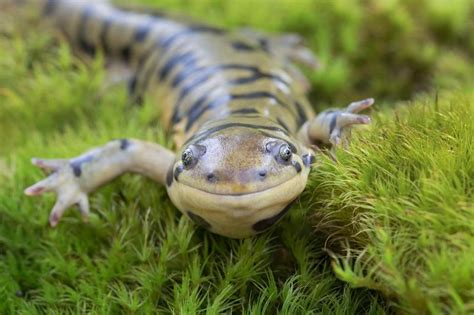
0, 0, 473, 314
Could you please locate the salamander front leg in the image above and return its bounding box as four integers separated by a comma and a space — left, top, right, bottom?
300, 98, 374, 148
24, 139, 175, 226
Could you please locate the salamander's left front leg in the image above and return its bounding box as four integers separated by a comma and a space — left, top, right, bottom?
299, 98, 374, 147
24, 139, 174, 226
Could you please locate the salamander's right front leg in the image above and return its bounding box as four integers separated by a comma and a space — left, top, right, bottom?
298, 98, 374, 149
24, 139, 175, 227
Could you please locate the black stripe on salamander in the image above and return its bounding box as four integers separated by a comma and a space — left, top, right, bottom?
252, 200, 295, 232
128, 76, 141, 103
328, 112, 338, 134
172, 65, 214, 89
231, 41, 257, 51
77, 5, 96, 56
258, 38, 271, 53
230, 108, 260, 115
133, 47, 160, 98
133, 27, 222, 97
159, 26, 224, 50
183, 94, 207, 122
231, 91, 289, 107
183, 92, 291, 131
276, 117, 290, 131
134, 19, 155, 42
185, 95, 232, 131
43, 0, 57, 16
172, 64, 229, 88
171, 72, 289, 121
187, 24, 223, 33
230, 73, 283, 85
99, 17, 113, 55
99, 11, 133, 62
69, 154, 94, 178
294, 101, 309, 127
135, 36, 160, 73
159, 51, 197, 81
185, 122, 290, 145
172, 67, 288, 123
172, 64, 289, 89
172, 69, 219, 116
119, 139, 130, 150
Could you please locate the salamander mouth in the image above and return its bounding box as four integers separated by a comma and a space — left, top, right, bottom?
167, 170, 309, 218
166, 171, 310, 238
178, 174, 300, 197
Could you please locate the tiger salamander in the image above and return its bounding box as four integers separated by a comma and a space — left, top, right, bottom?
23, 0, 374, 238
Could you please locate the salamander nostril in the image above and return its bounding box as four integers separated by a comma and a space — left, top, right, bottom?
258, 170, 267, 178
207, 172, 217, 183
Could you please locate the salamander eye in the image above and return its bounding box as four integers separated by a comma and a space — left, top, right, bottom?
180, 144, 206, 168
182, 148, 194, 167
279, 144, 292, 162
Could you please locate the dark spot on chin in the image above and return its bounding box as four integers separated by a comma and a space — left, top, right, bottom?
187, 211, 212, 229
292, 161, 302, 173
252, 201, 295, 232
166, 166, 174, 187
120, 139, 130, 150
258, 170, 267, 178
302, 154, 316, 167
174, 165, 184, 181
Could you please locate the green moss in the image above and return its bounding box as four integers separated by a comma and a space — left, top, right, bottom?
305, 91, 473, 313
0, 0, 472, 313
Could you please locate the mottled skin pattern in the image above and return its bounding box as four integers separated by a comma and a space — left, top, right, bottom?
23, 0, 374, 238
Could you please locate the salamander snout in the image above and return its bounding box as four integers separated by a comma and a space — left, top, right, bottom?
203, 167, 268, 184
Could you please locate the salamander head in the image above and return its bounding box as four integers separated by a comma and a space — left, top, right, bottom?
166, 126, 313, 238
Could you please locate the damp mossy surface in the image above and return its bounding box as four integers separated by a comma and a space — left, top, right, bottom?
0, 0, 472, 313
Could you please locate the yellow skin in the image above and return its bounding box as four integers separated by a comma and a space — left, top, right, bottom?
23, 0, 373, 238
